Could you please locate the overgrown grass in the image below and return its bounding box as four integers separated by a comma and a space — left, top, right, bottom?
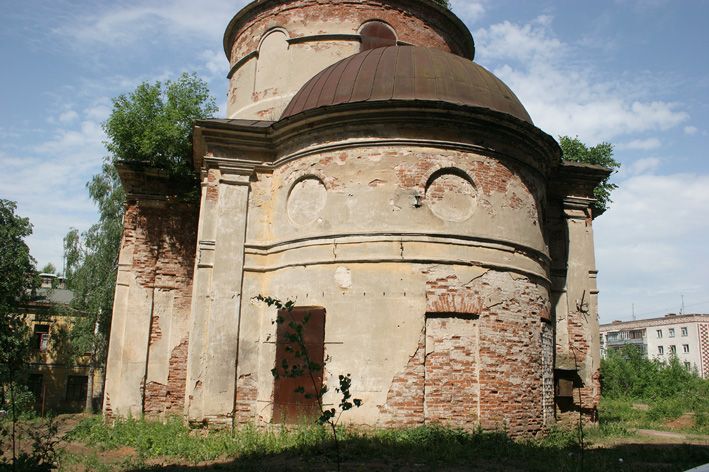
599, 397, 709, 436
64, 417, 709, 471
600, 345, 709, 435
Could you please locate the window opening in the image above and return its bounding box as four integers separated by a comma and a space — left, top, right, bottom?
66, 375, 88, 402
33, 324, 50, 352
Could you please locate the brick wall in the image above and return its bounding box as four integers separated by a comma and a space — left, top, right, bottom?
121, 199, 198, 417
378, 269, 552, 437
228, 0, 468, 64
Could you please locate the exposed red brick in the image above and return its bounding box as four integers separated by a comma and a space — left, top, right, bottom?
235, 373, 258, 425
378, 329, 425, 427
149, 316, 162, 345
228, 0, 468, 65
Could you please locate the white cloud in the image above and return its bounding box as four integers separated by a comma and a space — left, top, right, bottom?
476, 16, 564, 64
684, 126, 698, 135
201, 49, 229, 79
54, 0, 248, 45
450, 0, 487, 24
627, 157, 661, 175
475, 17, 689, 144
595, 173, 709, 321
0, 117, 106, 269
58, 110, 79, 124
618, 138, 662, 151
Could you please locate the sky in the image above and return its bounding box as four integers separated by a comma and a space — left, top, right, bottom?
1, 0, 708, 323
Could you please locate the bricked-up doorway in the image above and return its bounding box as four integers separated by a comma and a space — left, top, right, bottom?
273, 307, 326, 424
424, 314, 480, 427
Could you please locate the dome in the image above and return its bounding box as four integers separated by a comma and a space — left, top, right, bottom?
281, 46, 532, 124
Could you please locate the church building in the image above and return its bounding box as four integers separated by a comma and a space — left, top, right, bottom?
103, 0, 608, 437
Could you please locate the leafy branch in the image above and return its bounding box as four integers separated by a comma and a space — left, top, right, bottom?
255, 295, 362, 471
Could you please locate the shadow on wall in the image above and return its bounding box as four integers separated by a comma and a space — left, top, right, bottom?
119, 430, 709, 472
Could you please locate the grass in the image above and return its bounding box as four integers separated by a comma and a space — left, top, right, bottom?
61, 415, 709, 472
600, 396, 709, 436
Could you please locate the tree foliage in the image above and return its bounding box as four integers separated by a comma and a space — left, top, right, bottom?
601, 345, 707, 400
559, 136, 620, 214
63, 73, 217, 410
103, 72, 218, 186
64, 162, 124, 366
0, 200, 36, 384
431, 0, 450, 8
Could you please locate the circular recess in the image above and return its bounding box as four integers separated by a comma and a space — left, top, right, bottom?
287, 177, 327, 225
426, 172, 477, 222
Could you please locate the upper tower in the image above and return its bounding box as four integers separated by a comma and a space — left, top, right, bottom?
224, 0, 474, 120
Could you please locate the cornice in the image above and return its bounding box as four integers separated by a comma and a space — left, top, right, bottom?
193, 102, 562, 180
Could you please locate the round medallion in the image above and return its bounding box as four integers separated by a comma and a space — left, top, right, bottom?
287, 177, 327, 225
426, 172, 477, 222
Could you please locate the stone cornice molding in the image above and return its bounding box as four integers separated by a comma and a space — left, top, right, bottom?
193, 102, 562, 179
203, 156, 260, 186
115, 161, 195, 201
552, 161, 611, 201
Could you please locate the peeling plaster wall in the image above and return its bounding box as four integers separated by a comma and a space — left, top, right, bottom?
103, 199, 197, 418
229, 140, 554, 435
226, 0, 471, 119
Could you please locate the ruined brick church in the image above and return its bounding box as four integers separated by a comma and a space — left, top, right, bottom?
103, 0, 608, 436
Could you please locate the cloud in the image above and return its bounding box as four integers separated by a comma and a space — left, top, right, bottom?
684, 126, 698, 136
54, 0, 248, 46
0, 110, 107, 268
58, 110, 79, 124
617, 138, 662, 151
595, 173, 709, 321
450, 0, 487, 24
476, 16, 564, 64
201, 49, 229, 79
627, 157, 661, 175
475, 17, 689, 144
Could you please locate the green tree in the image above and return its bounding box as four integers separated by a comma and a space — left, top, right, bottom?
63, 163, 124, 412
559, 136, 620, 214
103, 72, 218, 188
64, 73, 217, 412
0, 199, 37, 463
0, 199, 36, 384
39, 263, 56, 275
432, 0, 450, 8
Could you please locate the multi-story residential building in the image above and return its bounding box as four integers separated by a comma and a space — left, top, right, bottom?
600, 314, 709, 378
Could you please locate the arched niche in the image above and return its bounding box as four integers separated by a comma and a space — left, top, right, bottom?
359, 20, 397, 52
255, 29, 290, 104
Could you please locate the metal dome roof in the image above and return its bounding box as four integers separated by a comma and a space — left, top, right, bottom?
281, 46, 532, 124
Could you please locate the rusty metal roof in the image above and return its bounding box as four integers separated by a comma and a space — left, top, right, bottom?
280, 46, 532, 123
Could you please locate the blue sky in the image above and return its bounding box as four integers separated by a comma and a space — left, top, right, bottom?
1, 0, 707, 323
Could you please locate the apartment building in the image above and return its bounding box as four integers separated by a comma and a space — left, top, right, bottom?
600, 313, 709, 378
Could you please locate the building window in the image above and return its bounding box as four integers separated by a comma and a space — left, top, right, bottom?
681, 327, 688, 337
684, 362, 691, 369
66, 375, 88, 402
670, 345, 677, 354
683, 344, 690, 353
33, 324, 50, 352
656, 329, 662, 338
668, 328, 675, 338
658, 346, 664, 355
